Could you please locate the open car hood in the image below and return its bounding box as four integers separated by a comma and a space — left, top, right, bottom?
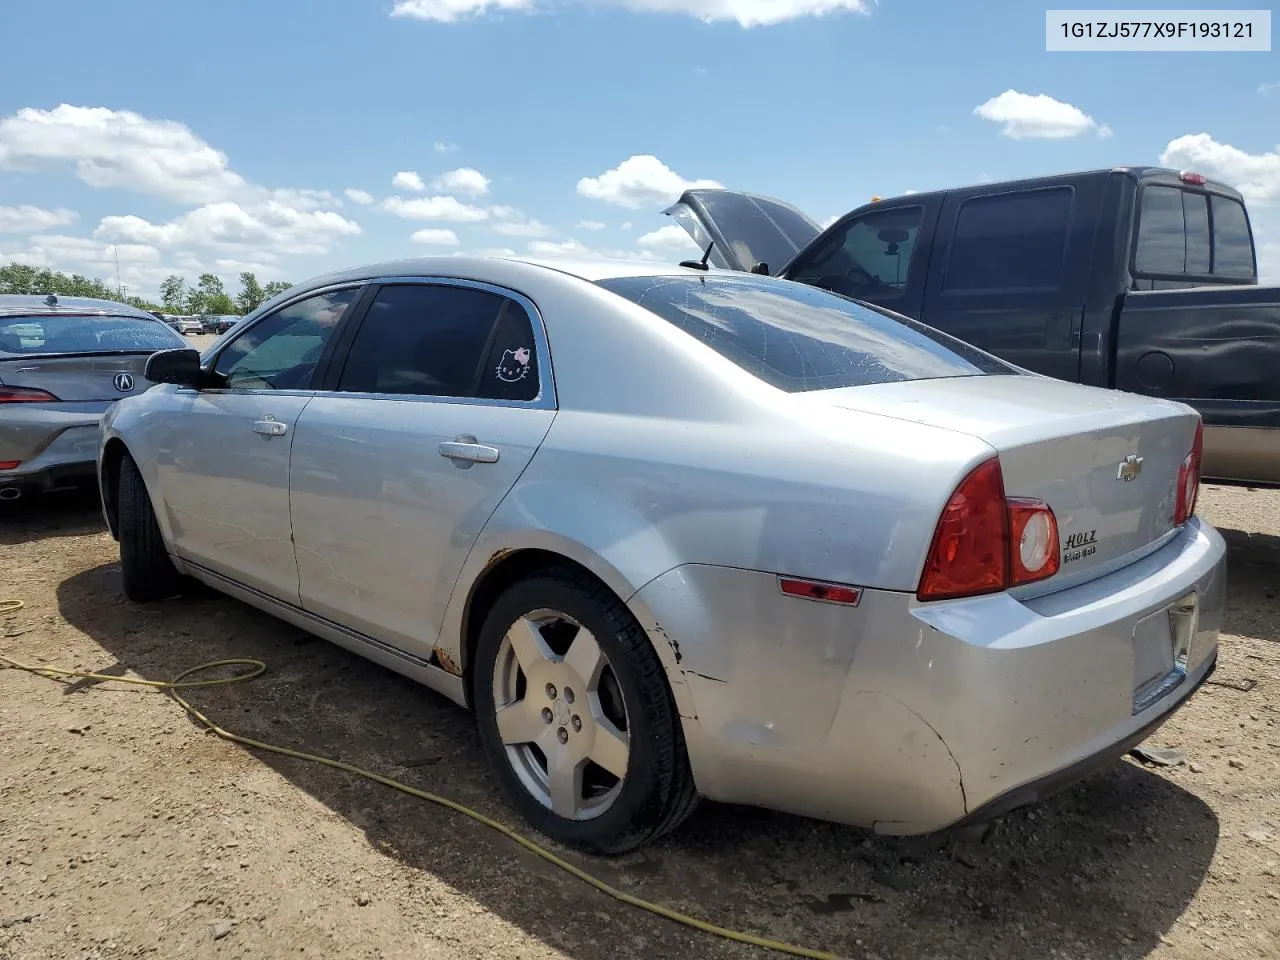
662, 189, 822, 275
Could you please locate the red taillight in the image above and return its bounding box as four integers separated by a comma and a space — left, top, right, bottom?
917, 458, 1009, 601
779, 576, 862, 606
1179, 171, 1207, 185
0, 461, 19, 470
1174, 419, 1204, 525
0, 386, 59, 403
917, 458, 1061, 601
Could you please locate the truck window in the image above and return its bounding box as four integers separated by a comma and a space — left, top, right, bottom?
1211, 195, 1256, 279
786, 205, 924, 303
1136, 186, 1211, 277
943, 187, 1072, 292
1134, 186, 1255, 282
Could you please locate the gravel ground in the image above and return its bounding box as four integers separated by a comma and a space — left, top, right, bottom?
0, 478, 1277, 960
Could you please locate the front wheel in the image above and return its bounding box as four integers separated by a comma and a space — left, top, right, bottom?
472, 568, 698, 854
117, 454, 182, 602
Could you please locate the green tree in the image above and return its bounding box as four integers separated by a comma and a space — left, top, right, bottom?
159, 275, 186, 312
262, 280, 293, 301
236, 272, 265, 314
0, 261, 161, 311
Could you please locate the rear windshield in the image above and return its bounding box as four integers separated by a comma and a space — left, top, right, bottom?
0, 314, 183, 355
597, 275, 1015, 393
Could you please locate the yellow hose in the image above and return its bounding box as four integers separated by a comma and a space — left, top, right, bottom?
0, 597, 842, 960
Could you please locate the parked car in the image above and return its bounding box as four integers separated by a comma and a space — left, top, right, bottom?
98, 257, 1223, 853
664, 167, 1280, 485
210, 314, 242, 335
0, 294, 185, 499
172, 316, 204, 336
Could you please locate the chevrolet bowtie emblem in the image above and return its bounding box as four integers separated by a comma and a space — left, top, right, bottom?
1117, 454, 1144, 482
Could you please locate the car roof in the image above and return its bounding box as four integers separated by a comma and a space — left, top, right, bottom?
0, 294, 160, 321
278, 255, 722, 302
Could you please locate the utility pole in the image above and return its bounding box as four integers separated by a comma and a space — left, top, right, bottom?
113, 245, 122, 298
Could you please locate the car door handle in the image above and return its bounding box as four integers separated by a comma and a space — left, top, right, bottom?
252, 418, 288, 437
439, 437, 499, 464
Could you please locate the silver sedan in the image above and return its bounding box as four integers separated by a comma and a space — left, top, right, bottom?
97, 257, 1225, 853
0, 294, 186, 501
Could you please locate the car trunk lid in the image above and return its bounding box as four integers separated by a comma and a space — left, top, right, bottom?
663, 188, 823, 274
806, 374, 1201, 584
0, 352, 159, 402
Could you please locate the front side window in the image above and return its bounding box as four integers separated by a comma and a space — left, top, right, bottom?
211, 289, 355, 390
788, 206, 924, 302
335, 283, 541, 402
944, 188, 1072, 292
597, 274, 1015, 393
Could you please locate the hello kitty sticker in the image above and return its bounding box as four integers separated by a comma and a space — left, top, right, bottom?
497, 346, 532, 383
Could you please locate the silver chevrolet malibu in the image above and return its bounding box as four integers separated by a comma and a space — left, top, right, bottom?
97, 257, 1225, 854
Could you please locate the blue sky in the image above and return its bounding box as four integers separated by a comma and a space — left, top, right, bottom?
0, 0, 1276, 300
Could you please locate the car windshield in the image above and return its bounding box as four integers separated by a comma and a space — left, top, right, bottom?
596, 275, 1016, 393
0, 314, 183, 355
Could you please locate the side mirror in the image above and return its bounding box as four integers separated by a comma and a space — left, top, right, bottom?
749, 261, 771, 275
146, 348, 204, 388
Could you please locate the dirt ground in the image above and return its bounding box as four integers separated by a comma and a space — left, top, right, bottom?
1, 479, 1277, 960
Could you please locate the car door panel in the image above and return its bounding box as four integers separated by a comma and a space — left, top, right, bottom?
290, 399, 555, 656
286, 279, 557, 660
150, 286, 360, 604
157, 390, 312, 602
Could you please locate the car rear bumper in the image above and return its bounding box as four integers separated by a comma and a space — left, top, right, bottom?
628, 517, 1226, 834
0, 415, 104, 494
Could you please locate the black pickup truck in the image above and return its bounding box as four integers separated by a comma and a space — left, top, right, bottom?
664, 167, 1280, 485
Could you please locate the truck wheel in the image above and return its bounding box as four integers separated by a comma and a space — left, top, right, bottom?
117, 454, 182, 602
472, 567, 699, 854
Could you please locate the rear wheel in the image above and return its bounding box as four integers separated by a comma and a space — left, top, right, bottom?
117, 454, 182, 602
472, 568, 698, 854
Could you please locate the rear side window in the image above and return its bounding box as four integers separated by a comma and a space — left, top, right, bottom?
944, 188, 1072, 292
336, 283, 541, 402
1135, 186, 1256, 281
788, 205, 924, 302
1211, 195, 1255, 279
597, 274, 1015, 394
0, 315, 183, 355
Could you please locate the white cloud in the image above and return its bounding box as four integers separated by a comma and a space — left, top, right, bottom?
1258, 239, 1279, 282
409, 227, 461, 245
434, 141, 459, 153
821, 215, 839, 228
636, 224, 699, 250
577, 154, 722, 209
95, 200, 362, 257
620, 221, 633, 230
973, 90, 1112, 140
393, 170, 426, 192
527, 238, 603, 259
391, 0, 871, 27
491, 208, 555, 237
0, 204, 78, 233
1259, 82, 1280, 96
345, 188, 376, 205
432, 167, 490, 196
1159, 134, 1280, 205
214, 257, 278, 275
577, 219, 607, 231
383, 195, 490, 222
0, 104, 248, 204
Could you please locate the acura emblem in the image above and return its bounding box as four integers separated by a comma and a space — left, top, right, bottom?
1116, 454, 1144, 482
112, 373, 135, 392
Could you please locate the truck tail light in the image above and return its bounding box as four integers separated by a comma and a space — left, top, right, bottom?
1174, 419, 1204, 525
917, 458, 1061, 602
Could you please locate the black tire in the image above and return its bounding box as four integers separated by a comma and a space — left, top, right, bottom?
472, 567, 699, 855
117, 453, 182, 602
